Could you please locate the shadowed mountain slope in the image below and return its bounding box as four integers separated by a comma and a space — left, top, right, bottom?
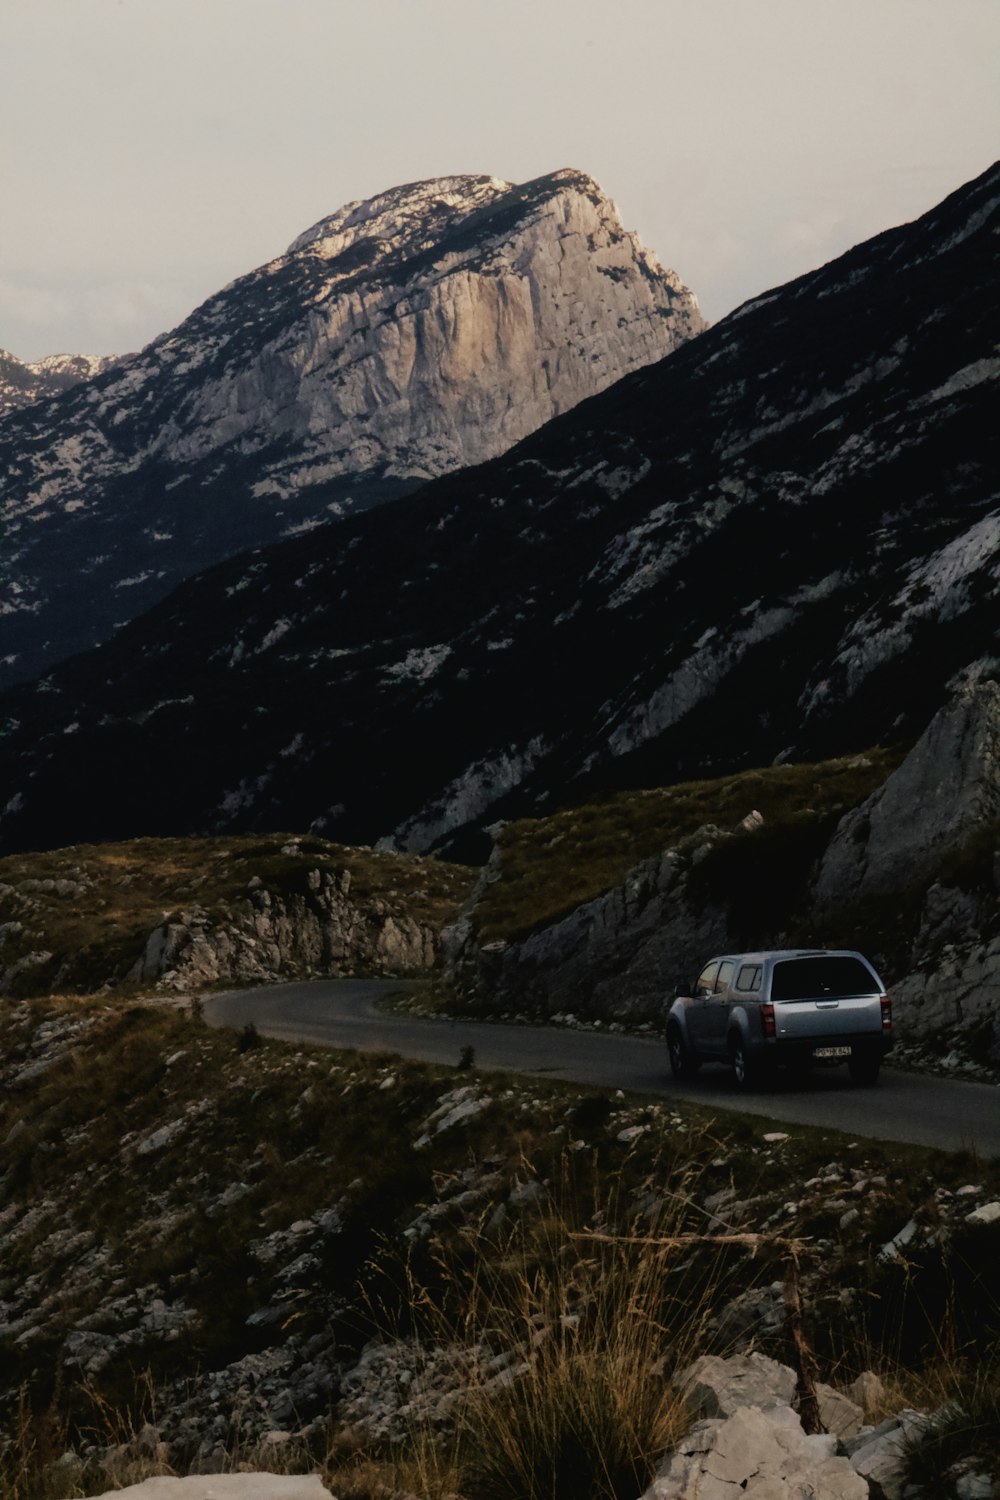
0, 162, 996, 859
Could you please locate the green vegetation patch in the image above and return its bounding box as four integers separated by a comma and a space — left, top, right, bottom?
0, 833, 474, 997
475, 746, 905, 943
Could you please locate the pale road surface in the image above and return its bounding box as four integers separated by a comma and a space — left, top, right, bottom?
204, 979, 1000, 1159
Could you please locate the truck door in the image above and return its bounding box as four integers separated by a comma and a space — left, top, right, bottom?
704, 959, 736, 1052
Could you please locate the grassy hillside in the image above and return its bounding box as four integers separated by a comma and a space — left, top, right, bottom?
475, 746, 905, 943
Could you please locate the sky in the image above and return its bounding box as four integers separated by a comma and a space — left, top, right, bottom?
2, 0, 997, 361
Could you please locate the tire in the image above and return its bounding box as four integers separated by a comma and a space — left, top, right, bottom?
730, 1035, 770, 1091
849, 1052, 881, 1086
667, 1025, 699, 1080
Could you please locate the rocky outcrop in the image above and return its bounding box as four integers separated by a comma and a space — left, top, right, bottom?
646, 1352, 907, 1499
129, 875, 439, 991
814, 680, 1000, 909
0, 169, 703, 686
0, 835, 472, 998
647, 1402, 868, 1499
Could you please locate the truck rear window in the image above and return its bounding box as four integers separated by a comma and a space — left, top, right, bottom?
771, 956, 877, 1001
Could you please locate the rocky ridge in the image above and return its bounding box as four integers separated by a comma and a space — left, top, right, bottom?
0, 169, 702, 687
0, 348, 123, 418
0, 162, 995, 857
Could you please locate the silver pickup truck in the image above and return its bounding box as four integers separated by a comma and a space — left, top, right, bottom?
665, 948, 892, 1089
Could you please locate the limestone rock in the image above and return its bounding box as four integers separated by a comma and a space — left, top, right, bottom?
675, 1351, 799, 1419
848, 1408, 929, 1500
645, 1402, 869, 1499
814, 681, 1000, 910
814, 1381, 865, 1440
85, 1477, 331, 1499
0, 347, 124, 417
127, 879, 441, 991
847, 1369, 886, 1417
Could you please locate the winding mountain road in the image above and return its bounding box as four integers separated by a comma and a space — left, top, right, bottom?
204, 979, 1000, 1158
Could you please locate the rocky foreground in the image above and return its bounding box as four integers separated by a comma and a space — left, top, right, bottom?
83, 1347, 996, 1498
2, 992, 997, 1498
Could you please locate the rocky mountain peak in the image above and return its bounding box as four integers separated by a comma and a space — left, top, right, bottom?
287, 173, 514, 258
0, 167, 704, 688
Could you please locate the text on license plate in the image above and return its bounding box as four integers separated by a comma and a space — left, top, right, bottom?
813, 1046, 852, 1058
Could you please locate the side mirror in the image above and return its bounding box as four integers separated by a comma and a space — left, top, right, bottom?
693, 985, 713, 1000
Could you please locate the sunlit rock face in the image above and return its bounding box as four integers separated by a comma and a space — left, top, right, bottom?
0, 169, 703, 686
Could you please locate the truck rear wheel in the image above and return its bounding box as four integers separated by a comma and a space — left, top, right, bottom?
730, 1034, 773, 1091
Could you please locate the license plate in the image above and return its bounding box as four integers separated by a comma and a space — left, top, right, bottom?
813, 1046, 852, 1058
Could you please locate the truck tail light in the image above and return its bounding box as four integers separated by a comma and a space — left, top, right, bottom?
880, 995, 892, 1031
761, 1003, 776, 1038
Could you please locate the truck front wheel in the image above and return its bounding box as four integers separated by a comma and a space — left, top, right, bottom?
668, 1025, 700, 1080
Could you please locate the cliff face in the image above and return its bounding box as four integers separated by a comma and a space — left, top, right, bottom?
173, 170, 703, 488
0, 170, 703, 686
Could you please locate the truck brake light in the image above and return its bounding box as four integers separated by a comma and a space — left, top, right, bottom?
880, 995, 892, 1030
761, 1003, 776, 1038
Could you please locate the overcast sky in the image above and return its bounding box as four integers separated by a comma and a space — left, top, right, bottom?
3, 0, 997, 361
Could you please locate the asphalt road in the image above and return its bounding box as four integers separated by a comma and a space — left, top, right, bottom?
204, 979, 1000, 1158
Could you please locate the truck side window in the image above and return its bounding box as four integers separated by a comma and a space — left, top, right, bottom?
736, 964, 761, 991
715, 960, 736, 994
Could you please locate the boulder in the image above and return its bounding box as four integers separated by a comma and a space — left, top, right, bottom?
848, 1408, 929, 1500
675, 1351, 798, 1418
814, 1381, 865, 1440
644, 1402, 868, 1499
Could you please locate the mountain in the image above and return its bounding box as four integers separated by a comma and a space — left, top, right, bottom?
0, 162, 996, 860
0, 170, 704, 687
0, 348, 123, 417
